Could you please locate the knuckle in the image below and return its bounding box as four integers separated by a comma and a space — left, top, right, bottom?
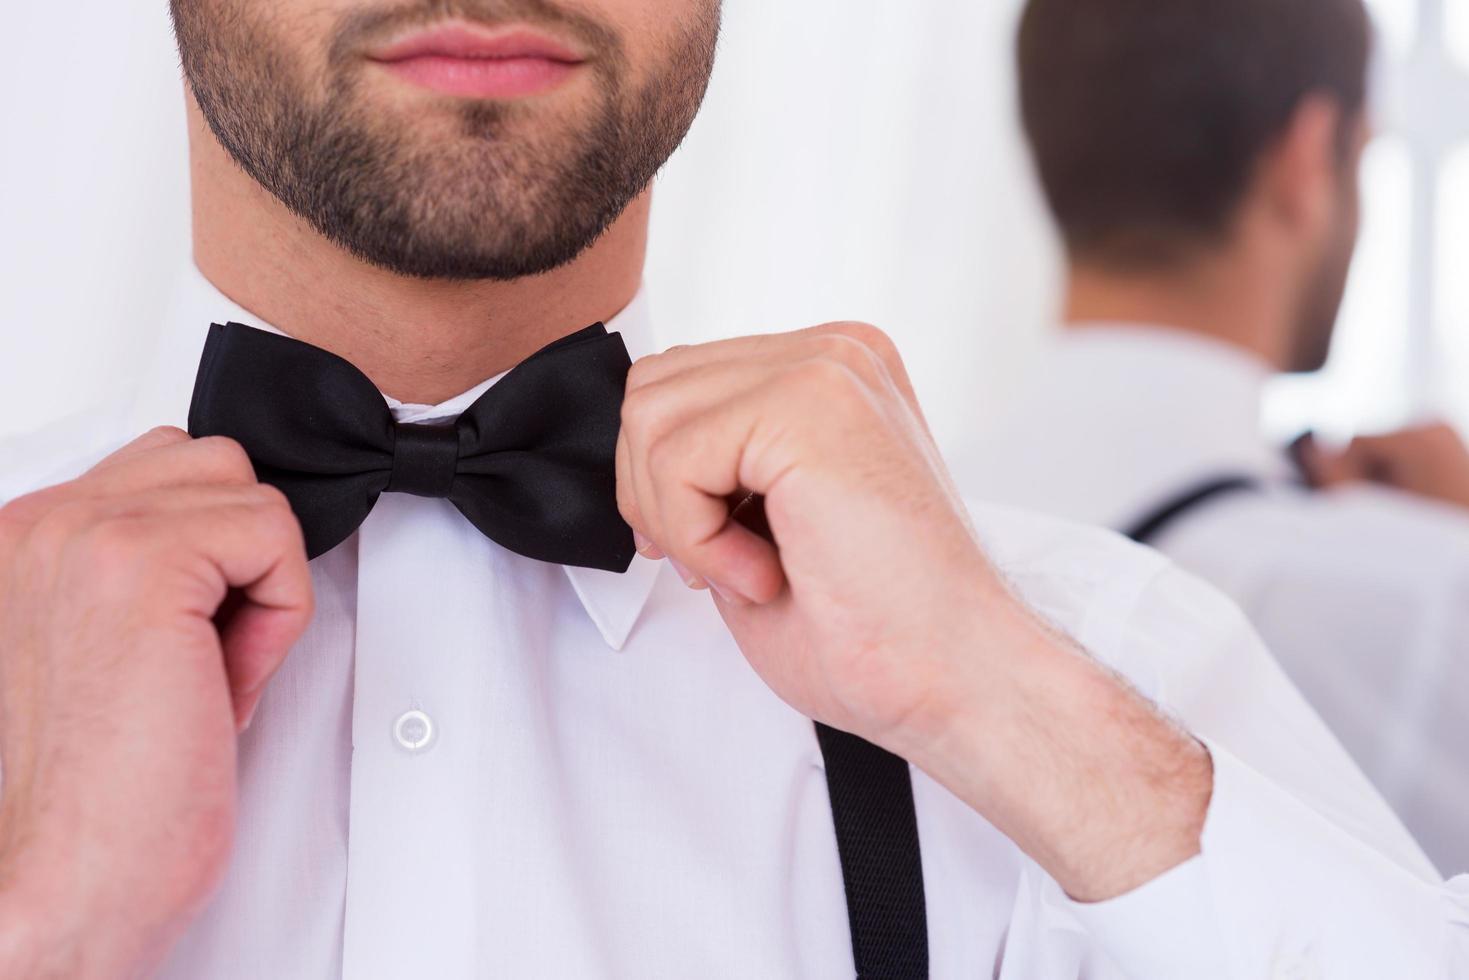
614, 458, 637, 502
614, 451, 642, 529
838, 320, 897, 356
614, 481, 643, 532
620, 384, 650, 423
109, 426, 190, 460
248, 482, 292, 513
809, 331, 890, 389
193, 436, 255, 481
616, 488, 642, 531
275, 511, 309, 556
625, 353, 662, 392
797, 355, 865, 397
812, 331, 871, 368
850, 323, 906, 374
242, 493, 306, 549
646, 430, 683, 478
245, 490, 303, 543
144, 425, 191, 445
620, 384, 666, 437
835, 321, 904, 377
0, 486, 58, 529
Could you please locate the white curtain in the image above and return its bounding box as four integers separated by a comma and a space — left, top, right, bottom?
1, 0, 1060, 466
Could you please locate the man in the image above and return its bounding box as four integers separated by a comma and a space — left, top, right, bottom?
966, 0, 1469, 872
0, 1, 1464, 977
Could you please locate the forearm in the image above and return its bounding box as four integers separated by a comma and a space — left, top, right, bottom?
899, 601, 1212, 902
906, 586, 1469, 977
1055, 740, 1469, 979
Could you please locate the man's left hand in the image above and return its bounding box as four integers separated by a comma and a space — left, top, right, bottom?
617, 323, 1212, 902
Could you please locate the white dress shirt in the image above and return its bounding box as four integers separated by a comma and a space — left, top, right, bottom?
961, 324, 1469, 876
5, 276, 1469, 979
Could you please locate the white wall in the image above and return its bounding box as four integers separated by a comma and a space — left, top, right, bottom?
646, 1, 1059, 461
1, 4, 193, 437
0, 0, 1059, 467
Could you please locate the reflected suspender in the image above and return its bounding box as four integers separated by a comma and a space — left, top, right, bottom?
815, 723, 928, 979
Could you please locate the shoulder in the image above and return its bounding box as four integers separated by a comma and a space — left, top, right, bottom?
1159, 482, 1469, 588
964, 498, 1238, 675
1309, 483, 1469, 558
0, 397, 138, 503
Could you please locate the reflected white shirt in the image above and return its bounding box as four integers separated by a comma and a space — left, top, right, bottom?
961, 324, 1469, 875
5, 277, 1469, 979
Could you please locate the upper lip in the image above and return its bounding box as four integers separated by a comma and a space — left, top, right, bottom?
368, 23, 587, 64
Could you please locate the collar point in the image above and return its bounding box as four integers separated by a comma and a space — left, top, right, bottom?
563, 555, 663, 651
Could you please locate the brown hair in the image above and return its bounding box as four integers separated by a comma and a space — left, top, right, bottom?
1017, 0, 1371, 268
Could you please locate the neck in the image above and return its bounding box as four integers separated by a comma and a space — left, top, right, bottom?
1062, 249, 1290, 371
187, 100, 648, 405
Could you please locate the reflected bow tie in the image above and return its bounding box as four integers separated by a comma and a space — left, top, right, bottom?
187, 321, 636, 571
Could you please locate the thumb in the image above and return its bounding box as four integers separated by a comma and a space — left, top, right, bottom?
1295, 433, 1353, 489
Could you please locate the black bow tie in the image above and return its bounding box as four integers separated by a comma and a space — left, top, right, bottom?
187, 321, 636, 571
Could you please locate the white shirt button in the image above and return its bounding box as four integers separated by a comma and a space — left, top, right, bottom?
393, 709, 436, 753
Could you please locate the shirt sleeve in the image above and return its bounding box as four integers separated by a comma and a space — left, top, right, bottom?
1063, 557, 1469, 978
1158, 485, 1469, 874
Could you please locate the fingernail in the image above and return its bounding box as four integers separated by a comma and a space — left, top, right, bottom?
669, 559, 707, 590
240, 703, 260, 734
709, 580, 751, 606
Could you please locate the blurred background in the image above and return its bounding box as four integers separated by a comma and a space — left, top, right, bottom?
1, 0, 1465, 464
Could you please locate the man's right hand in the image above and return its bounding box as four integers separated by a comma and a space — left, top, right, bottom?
1299, 422, 1469, 512
0, 427, 312, 979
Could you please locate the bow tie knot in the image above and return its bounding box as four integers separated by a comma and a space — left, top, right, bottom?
387, 421, 461, 498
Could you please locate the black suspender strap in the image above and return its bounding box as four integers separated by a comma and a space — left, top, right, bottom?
1121, 476, 1262, 546
815, 722, 928, 979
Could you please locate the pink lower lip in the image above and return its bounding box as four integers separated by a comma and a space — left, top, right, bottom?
375, 55, 578, 98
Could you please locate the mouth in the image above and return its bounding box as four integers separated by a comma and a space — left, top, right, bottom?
367, 22, 587, 99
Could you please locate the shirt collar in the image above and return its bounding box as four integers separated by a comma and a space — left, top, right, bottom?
1016, 323, 1293, 527
1056, 322, 1283, 467
133, 263, 662, 651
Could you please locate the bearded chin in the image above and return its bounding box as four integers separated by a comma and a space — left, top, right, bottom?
250, 88, 647, 281
170, 0, 720, 281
